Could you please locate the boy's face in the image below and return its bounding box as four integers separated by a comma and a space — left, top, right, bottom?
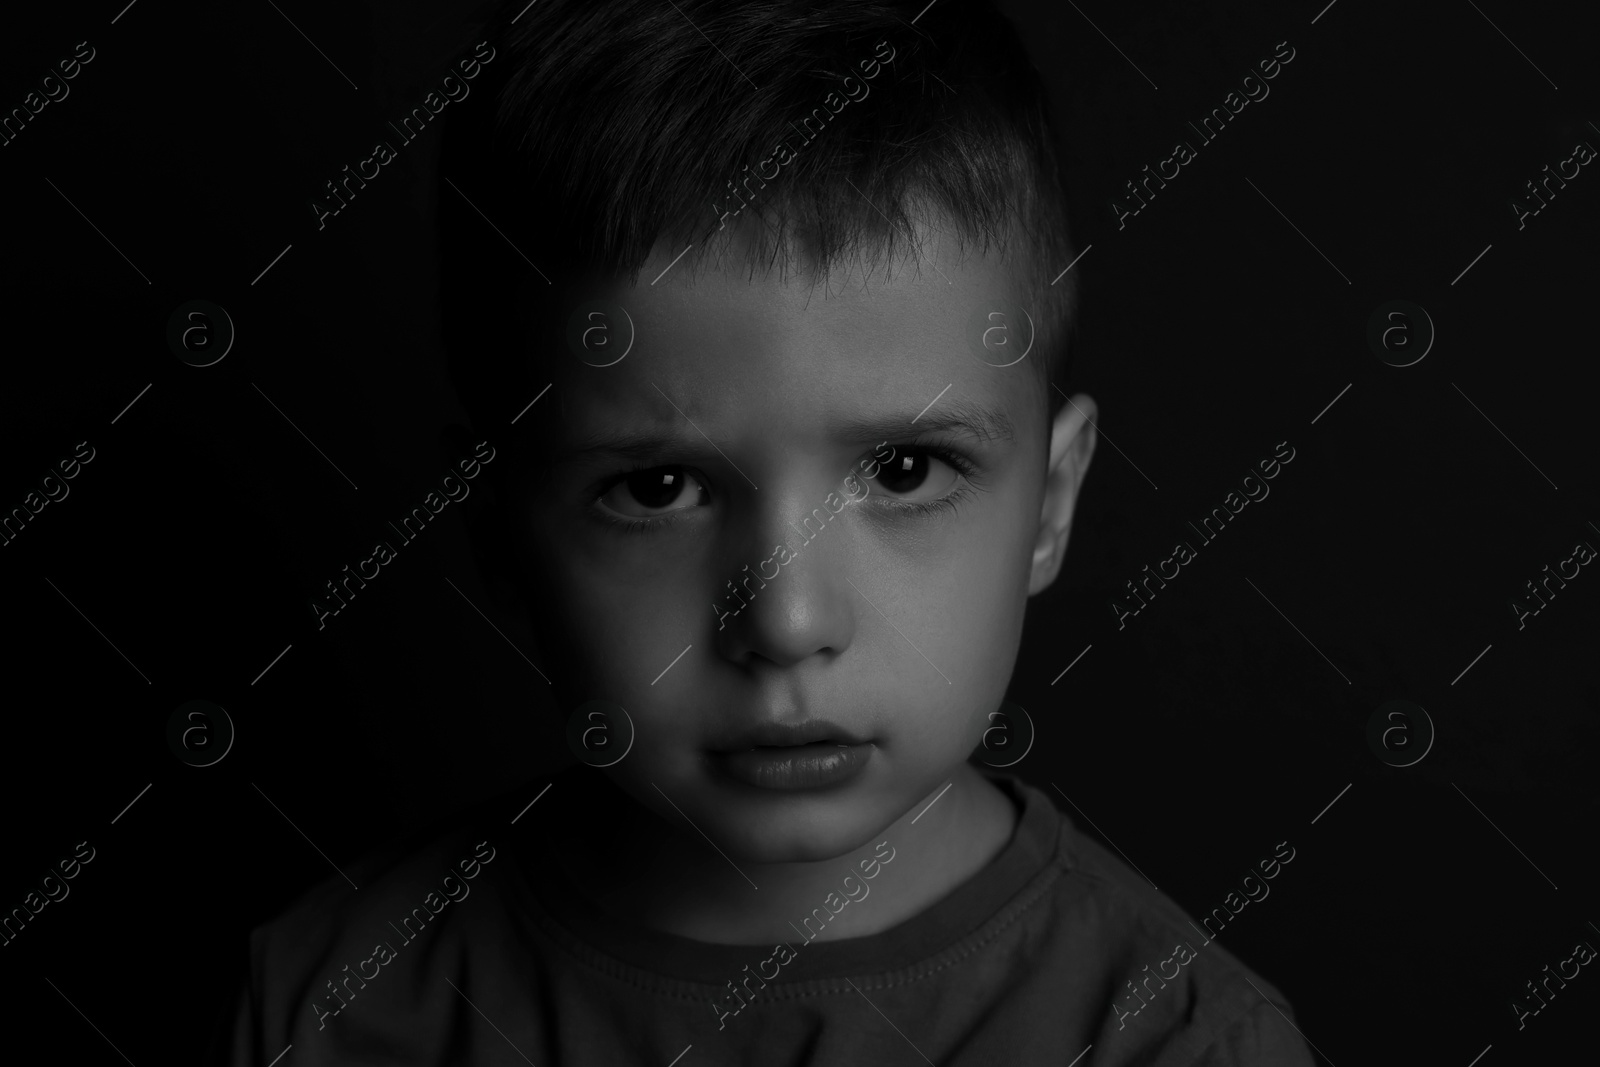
506, 229, 1087, 864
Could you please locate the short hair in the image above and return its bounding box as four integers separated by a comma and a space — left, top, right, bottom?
440, 0, 1080, 432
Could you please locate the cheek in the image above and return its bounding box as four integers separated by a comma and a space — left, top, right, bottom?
521, 522, 708, 692
868, 512, 1031, 755
571, 576, 691, 677
922, 493, 1034, 647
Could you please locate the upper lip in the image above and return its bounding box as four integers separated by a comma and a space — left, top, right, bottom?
710, 719, 871, 751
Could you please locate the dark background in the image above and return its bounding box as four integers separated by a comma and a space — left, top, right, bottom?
1, 0, 1595, 1062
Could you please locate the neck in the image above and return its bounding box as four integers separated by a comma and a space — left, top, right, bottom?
568, 763, 1018, 946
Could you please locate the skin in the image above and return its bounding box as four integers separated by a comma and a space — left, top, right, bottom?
491, 219, 1097, 946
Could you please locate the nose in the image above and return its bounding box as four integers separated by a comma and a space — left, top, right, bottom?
711, 494, 858, 669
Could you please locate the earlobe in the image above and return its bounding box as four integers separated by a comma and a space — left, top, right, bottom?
1027, 393, 1098, 596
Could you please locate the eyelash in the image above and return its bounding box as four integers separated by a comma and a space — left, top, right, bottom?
875, 485, 975, 521
588, 493, 696, 536
913, 445, 978, 480
587, 444, 981, 534
872, 446, 978, 521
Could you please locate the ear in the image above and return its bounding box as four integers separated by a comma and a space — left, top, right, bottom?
1028, 392, 1098, 595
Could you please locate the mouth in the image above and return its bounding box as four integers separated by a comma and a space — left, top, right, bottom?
708, 719, 875, 791
713, 718, 870, 749
711, 742, 874, 791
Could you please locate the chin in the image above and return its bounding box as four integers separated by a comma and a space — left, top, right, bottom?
619, 756, 907, 864
720, 815, 882, 865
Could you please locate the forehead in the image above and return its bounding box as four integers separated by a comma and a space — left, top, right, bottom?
531, 231, 1045, 450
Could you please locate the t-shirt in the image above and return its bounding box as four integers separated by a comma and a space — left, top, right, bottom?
216, 768, 1316, 1066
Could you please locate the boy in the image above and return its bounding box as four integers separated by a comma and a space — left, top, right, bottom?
219, 1, 1316, 1063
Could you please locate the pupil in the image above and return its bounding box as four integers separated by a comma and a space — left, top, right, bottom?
875, 451, 927, 493
627, 467, 684, 509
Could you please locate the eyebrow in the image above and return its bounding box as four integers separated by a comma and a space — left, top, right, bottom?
825, 400, 1016, 445
563, 399, 1015, 461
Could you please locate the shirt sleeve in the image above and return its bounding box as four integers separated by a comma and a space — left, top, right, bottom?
1189, 1001, 1320, 1067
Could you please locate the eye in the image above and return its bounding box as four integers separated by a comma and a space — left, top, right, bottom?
596, 466, 710, 518
868, 448, 961, 501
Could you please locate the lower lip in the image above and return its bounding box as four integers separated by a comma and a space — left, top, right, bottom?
714, 742, 874, 791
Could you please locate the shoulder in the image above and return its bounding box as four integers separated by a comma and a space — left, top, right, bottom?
1014, 780, 1317, 1067
248, 824, 506, 966
231, 804, 525, 1065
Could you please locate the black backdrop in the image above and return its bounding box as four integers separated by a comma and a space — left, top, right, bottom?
1, 0, 1596, 1063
